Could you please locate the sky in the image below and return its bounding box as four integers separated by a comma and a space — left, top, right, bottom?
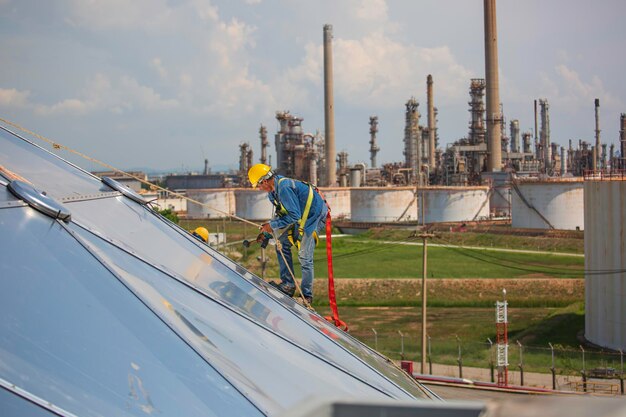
1, 0, 625, 173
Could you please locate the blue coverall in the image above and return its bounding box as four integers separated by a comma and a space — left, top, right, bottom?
267, 175, 328, 299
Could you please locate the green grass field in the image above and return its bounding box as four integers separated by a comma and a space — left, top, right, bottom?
179, 218, 600, 375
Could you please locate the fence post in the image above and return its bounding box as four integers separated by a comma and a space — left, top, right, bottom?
456, 335, 463, 379
619, 349, 624, 395
427, 335, 432, 375
580, 345, 587, 392
549, 342, 556, 390
517, 340, 524, 386
371, 328, 378, 352
398, 331, 405, 360
487, 338, 495, 383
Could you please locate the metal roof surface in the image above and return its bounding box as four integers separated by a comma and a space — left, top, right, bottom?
0, 125, 432, 416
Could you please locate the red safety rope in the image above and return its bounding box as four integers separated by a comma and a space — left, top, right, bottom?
323, 210, 348, 331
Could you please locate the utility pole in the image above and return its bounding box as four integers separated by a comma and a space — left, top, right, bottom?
420, 232, 435, 373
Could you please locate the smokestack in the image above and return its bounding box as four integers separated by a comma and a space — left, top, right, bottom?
534, 99, 538, 155
484, 0, 502, 172
259, 124, 268, 165
619, 113, 626, 169
510, 119, 520, 153
369, 116, 379, 168
427, 75, 436, 169
323, 24, 337, 186
204, 159, 209, 175
540, 99, 551, 172
594, 98, 601, 170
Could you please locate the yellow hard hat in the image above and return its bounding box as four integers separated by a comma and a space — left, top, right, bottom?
248, 163, 272, 188
192, 226, 209, 243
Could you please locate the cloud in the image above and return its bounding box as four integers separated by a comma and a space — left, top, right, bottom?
0, 88, 30, 107
541, 64, 624, 110
294, 31, 473, 108
150, 58, 168, 80
33, 73, 178, 115
65, 0, 175, 31
353, 0, 388, 22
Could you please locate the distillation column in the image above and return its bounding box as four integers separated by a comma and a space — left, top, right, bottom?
594, 98, 601, 170
484, 0, 502, 172
619, 113, 626, 169
323, 24, 337, 186
510, 120, 520, 153
403, 98, 420, 183
259, 124, 269, 165
539, 99, 551, 172
369, 116, 380, 168
427, 74, 436, 169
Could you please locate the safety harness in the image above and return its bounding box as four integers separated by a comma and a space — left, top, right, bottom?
272, 178, 347, 330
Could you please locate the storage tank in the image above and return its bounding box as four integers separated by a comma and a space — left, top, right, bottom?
420, 186, 490, 223
584, 178, 626, 351
351, 187, 417, 222
511, 179, 584, 230
349, 168, 362, 187
186, 189, 235, 219
320, 187, 351, 220
234, 189, 273, 220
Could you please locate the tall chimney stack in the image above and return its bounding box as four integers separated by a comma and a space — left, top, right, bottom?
323, 24, 336, 186
259, 124, 269, 165
619, 113, 626, 169
427, 74, 436, 169
594, 98, 601, 170
484, 0, 502, 172
369, 116, 380, 168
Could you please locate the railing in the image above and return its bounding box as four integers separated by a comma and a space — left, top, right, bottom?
583, 169, 626, 181
354, 330, 625, 394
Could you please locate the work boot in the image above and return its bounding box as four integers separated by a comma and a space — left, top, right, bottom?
269, 281, 295, 297
304, 296, 313, 305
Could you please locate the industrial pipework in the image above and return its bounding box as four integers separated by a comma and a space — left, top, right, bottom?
427, 74, 436, 169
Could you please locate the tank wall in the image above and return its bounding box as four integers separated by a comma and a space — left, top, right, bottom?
234, 190, 273, 220
320, 188, 351, 219
351, 188, 416, 222
187, 189, 235, 219
511, 182, 584, 230
584, 180, 626, 351
157, 197, 187, 213
421, 188, 490, 223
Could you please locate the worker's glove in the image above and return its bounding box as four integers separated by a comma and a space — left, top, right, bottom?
260, 222, 273, 234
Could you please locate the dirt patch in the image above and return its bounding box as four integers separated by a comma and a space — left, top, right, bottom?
311, 278, 584, 306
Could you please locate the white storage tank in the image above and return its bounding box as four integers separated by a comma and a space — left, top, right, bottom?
584, 178, 626, 351
351, 187, 417, 222
234, 189, 273, 220
419, 186, 490, 223
186, 189, 235, 219
320, 187, 351, 220
511, 178, 584, 230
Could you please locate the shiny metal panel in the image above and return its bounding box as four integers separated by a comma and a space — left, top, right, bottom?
7, 180, 71, 221
71, 226, 394, 414
0, 387, 63, 417
65, 197, 426, 399
0, 126, 104, 199
0, 208, 262, 417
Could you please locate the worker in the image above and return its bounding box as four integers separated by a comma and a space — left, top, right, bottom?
191, 226, 209, 244
248, 163, 327, 304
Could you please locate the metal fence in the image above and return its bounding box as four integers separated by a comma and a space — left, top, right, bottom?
354, 330, 625, 394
